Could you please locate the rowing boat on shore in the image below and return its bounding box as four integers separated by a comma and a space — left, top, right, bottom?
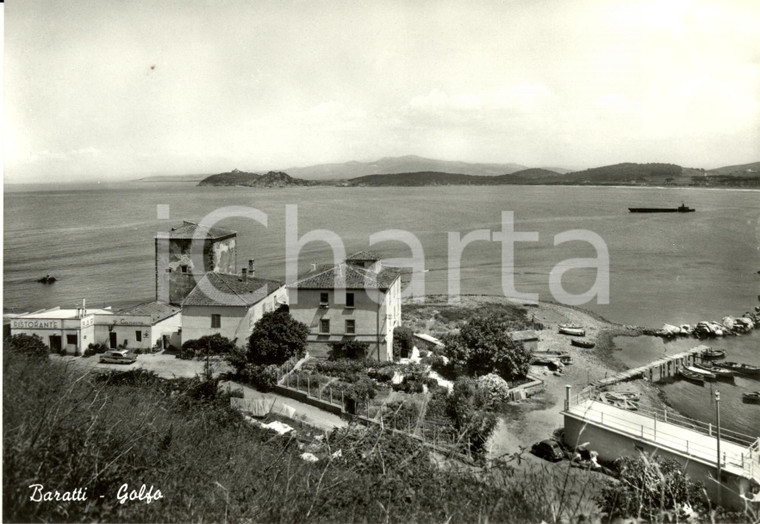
677, 368, 705, 385
571, 339, 595, 348
714, 361, 760, 377
559, 327, 586, 336
693, 362, 735, 381
684, 365, 716, 382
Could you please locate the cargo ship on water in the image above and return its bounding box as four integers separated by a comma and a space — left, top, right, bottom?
628, 203, 695, 213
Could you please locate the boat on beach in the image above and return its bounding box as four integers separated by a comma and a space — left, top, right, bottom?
693, 362, 735, 381
677, 368, 706, 385
559, 326, 586, 336
684, 365, 717, 382
571, 339, 595, 348
714, 361, 760, 377
743, 392, 760, 404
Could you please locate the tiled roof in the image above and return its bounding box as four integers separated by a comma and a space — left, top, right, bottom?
288, 263, 401, 291
160, 221, 237, 240
119, 301, 181, 324
345, 250, 382, 262
183, 272, 283, 307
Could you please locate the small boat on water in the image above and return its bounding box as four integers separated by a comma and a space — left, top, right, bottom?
684, 365, 716, 382
693, 362, 735, 381
37, 274, 56, 284
701, 348, 725, 360
571, 339, 595, 348
714, 361, 760, 377
743, 392, 760, 404
559, 327, 586, 337
678, 368, 705, 385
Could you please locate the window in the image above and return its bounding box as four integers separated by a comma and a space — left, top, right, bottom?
346, 293, 355, 308
320, 319, 330, 334
211, 314, 221, 328
135, 330, 142, 342
180, 265, 189, 273
345, 319, 356, 335
66, 334, 77, 345
320, 292, 329, 306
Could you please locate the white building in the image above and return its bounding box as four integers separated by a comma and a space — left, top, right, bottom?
93, 301, 182, 351
181, 271, 286, 346
10, 305, 112, 355
287, 251, 402, 361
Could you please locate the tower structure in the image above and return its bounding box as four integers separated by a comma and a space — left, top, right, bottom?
155, 221, 237, 305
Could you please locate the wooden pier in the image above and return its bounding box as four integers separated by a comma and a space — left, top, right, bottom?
596, 344, 711, 387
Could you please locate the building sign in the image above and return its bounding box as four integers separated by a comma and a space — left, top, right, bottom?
11, 318, 63, 330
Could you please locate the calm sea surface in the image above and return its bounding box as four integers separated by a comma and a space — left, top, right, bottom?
4, 182, 759, 434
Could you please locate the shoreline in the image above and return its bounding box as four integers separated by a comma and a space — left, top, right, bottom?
403, 293, 684, 461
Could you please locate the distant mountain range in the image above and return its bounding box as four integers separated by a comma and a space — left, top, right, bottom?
192, 157, 760, 189
282, 155, 556, 180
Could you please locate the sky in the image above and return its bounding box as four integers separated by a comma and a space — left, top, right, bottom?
3, 0, 760, 183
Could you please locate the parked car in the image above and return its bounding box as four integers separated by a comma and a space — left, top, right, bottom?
99, 350, 137, 364
531, 439, 565, 462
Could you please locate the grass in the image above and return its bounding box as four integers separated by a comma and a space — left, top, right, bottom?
3, 348, 619, 523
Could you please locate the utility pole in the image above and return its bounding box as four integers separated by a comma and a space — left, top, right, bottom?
715, 390, 722, 507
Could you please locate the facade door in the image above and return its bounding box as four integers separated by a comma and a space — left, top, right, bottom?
49, 335, 62, 353
162, 335, 170, 349
109, 332, 118, 349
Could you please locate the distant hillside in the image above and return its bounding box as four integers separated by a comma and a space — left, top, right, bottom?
137, 174, 208, 182
198, 169, 317, 187
343, 162, 760, 188
707, 161, 760, 177
284, 155, 530, 180
346, 169, 562, 187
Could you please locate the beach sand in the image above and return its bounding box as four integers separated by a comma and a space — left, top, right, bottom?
403, 294, 666, 464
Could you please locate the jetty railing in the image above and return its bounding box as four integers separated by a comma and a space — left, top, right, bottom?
566, 395, 759, 481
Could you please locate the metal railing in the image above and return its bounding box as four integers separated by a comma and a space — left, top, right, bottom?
567, 398, 759, 480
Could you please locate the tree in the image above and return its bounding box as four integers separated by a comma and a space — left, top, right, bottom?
598, 455, 705, 521
393, 326, 414, 358
247, 309, 309, 366
5, 334, 49, 361
442, 314, 531, 380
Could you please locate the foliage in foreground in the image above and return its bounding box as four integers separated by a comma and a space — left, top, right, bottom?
4, 347, 607, 523
598, 455, 708, 522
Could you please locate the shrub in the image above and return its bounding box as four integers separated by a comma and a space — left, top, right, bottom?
242, 364, 280, 392
5, 334, 49, 361
182, 334, 235, 358
329, 340, 370, 360
446, 377, 498, 456
477, 373, 511, 405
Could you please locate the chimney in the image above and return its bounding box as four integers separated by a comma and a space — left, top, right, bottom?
82, 299, 86, 317
241, 268, 248, 281
248, 259, 255, 278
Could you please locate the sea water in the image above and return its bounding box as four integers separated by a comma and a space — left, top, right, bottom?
4, 182, 759, 433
